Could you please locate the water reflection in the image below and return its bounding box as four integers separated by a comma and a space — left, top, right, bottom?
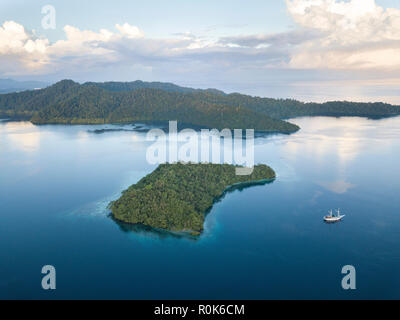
1, 116, 400, 299
278, 116, 400, 193
277, 79, 400, 105
317, 180, 355, 194
2, 121, 41, 153
282, 117, 371, 165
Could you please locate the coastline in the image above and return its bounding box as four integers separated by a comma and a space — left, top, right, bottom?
109, 175, 276, 237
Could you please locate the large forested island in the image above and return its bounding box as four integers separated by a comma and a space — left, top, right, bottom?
1, 79, 400, 133
109, 163, 276, 235
0, 80, 298, 133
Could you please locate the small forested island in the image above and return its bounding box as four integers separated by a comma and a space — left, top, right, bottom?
109, 163, 276, 235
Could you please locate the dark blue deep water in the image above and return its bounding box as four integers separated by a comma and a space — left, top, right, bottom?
0, 116, 399, 299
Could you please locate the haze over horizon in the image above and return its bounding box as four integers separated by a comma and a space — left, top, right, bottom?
1, 0, 400, 103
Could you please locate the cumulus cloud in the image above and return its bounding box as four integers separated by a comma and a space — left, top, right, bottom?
115, 23, 144, 38
0, 20, 289, 77
286, 0, 400, 69
0, 21, 158, 76
0, 21, 49, 73
0, 0, 399, 80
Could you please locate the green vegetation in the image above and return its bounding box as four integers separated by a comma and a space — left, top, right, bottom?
1, 79, 399, 133
0, 80, 298, 133
190, 92, 400, 119
85, 80, 400, 118
109, 163, 275, 235
84, 80, 226, 95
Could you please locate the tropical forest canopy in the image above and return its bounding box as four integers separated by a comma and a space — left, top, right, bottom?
109, 163, 276, 234
0, 79, 399, 133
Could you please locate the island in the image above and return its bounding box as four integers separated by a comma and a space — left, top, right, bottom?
0, 80, 299, 133
2, 79, 399, 134
109, 163, 276, 235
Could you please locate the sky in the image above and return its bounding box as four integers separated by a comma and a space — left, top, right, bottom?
1, 0, 400, 103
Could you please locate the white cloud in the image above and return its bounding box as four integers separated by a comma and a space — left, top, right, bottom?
0, 21, 49, 73
287, 0, 400, 69
0, 21, 149, 76
115, 23, 144, 38
0, 0, 399, 87
0, 20, 284, 78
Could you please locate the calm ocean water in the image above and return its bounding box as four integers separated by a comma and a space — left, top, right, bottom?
0, 116, 399, 299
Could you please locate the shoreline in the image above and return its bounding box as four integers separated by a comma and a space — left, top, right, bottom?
0, 117, 300, 134
109, 175, 276, 237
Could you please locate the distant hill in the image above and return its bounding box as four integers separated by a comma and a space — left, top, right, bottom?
85, 80, 226, 95
0, 80, 299, 133
1, 79, 399, 132
206, 93, 400, 119
0, 79, 49, 94
85, 80, 400, 119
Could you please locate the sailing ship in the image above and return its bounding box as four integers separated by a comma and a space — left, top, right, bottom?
324, 209, 345, 223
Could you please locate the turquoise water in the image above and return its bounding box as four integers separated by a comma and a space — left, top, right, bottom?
0, 116, 399, 299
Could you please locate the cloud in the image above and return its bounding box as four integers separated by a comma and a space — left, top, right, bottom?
286, 0, 400, 70
0, 20, 291, 78
0, 0, 399, 86
0, 21, 149, 76
0, 21, 49, 73
219, 29, 321, 48
115, 23, 144, 38
217, 0, 400, 71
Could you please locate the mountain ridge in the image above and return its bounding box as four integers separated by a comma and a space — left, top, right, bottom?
0, 78, 49, 94
0, 80, 299, 133
1, 79, 400, 133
